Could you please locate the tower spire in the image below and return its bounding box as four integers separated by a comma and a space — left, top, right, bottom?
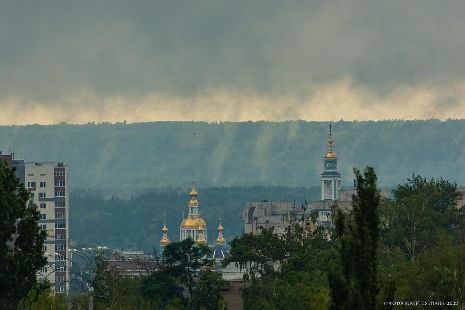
325, 122, 336, 158
320, 123, 342, 200
216, 219, 225, 244
190, 173, 198, 197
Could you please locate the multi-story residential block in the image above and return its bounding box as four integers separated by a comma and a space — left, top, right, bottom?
1, 152, 70, 293
21, 162, 70, 293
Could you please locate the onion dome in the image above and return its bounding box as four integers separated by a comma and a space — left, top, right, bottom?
215, 219, 225, 244
180, 217, 207, 229
190, 186, 198, 197
160, 220, 170, 245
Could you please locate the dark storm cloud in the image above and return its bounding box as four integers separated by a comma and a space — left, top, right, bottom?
1, 0, 465, 122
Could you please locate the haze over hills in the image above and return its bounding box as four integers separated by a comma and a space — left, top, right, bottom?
0, 120, 464, 191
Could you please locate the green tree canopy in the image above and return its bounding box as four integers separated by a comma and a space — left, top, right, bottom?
330, 167, 380, 310
163, 238, 212, 302
0, 161, 47, 308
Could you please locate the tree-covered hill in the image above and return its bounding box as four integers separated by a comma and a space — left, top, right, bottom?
70, 186, 320, 252
1, 120, 465, 190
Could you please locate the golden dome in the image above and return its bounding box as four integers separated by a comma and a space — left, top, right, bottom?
216, 219, 225, 244
325, 150, 337, 158
190, 186, 198, 196
160, 220, 170, 245
188, 198, 199, 206
160, 235, 170, 245
180, 217, 207, 229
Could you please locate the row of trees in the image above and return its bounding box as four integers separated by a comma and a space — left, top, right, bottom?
17, 239, 227, 309
2, 158, 465, 308
90, 239, 226, 309
224, 168, 465, 309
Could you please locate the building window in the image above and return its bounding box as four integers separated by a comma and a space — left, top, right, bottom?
43, 245, 47, 252
57, 266, 66, 272
55, 191, 65, 197
40, 267, 48, 273
39, 182, 46, 188
56, 286, 65, 293
40, 203, 46, 208
56, 244, 65, 251
55, 180, 65, 187
30, 193, 35, 199
55, 234, 66, 240
56, 276, 65, 283
27, 182, 36, 188
40, 214, 46, 220
39, 192, 46, 199
55, 212, 65, 219
54, 170, 65, 176
55, 223, 66, 229
40, 224, 47, 230
55, 201, 66, 208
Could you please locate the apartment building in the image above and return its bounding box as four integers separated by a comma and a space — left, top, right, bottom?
1, 152, 70, 293
20, 162, 70, 293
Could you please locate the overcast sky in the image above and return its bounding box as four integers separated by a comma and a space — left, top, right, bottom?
2, 0, 465, 124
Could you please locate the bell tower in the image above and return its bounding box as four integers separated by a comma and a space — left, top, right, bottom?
320, 123, 342, 201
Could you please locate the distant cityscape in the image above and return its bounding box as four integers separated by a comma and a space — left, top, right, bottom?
2, 124, 465, 303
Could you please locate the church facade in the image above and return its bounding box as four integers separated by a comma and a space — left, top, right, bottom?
159, 182, 228, 257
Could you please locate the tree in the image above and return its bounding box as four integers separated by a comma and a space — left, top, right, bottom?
142, 271, 184, 308
224, 227, 286, 280
329, 167, 380, 310
225, 220, 335, 309
381, 175, 461, 261
91, 252, 147, 309
163, 238, 211, 301
0, 161, 47, 308
192, 269, 225, 310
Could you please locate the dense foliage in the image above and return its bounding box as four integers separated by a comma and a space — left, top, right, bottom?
225, 171, 465, 309
329, 167, 380, 309
2, 120, 465, 190
16, 170, 465, 308
0, 161, 47, 309
380, 175, 465, 305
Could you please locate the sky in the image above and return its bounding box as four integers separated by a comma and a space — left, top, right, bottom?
2, 0, 465, 124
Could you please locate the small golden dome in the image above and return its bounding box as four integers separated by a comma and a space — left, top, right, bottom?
190, 186, 198, 196
325, 150, 337, 158
160, 235, 170, 245
180, 217, 207, 229
216, 219, 225, 244
188, 198, 199, 206
160, 220, 170, 245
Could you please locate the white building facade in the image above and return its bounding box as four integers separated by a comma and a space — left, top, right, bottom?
13, 161, 70, 293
